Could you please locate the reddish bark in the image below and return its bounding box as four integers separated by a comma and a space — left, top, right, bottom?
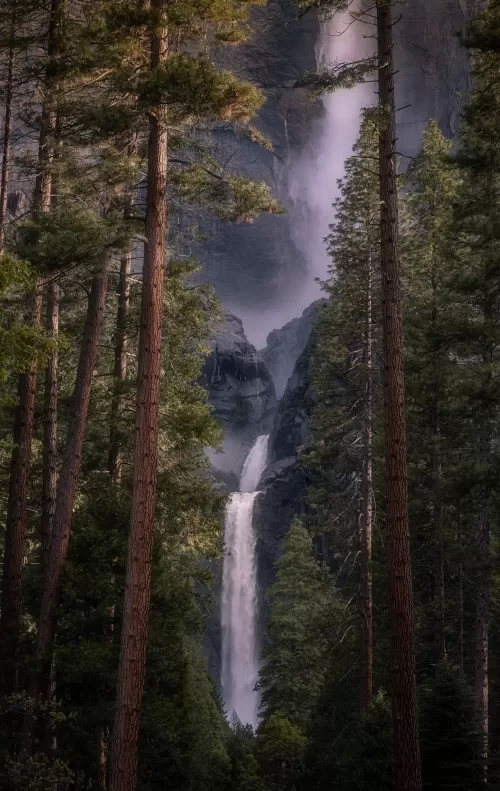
360, 252, 373, 713
0, 286, 43, 695
34, 259, 111, 700
0, 1, 63, 690
475, 349, 492, 773
475, 499, 489, 766
377, 1, 421, 788
108, 250, 131, 483
0, 29, 14, 251
457, 504, 464, 676
109, 8, 168, 788
41, 280, 59, 570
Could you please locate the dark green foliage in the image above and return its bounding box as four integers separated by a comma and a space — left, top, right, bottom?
0, 753, 87, 791
256, 713, 307, 791
420, 665, 483, 791
226, 724, 266, 791
259, 520, 336, 731
332, 693, 392, 791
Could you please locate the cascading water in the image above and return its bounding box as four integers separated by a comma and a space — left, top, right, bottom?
287, 4, 374, 307
221, 434, 269, 728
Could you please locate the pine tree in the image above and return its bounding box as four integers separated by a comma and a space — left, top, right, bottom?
403, 121, 462, 669
420, 664, 483, 790
258, 519, 335, 731
377, 3, 421, 785
0, 0, 65, 697
308, 113, 382, 713
293, 1, 421, 780
448, 0, 500, 765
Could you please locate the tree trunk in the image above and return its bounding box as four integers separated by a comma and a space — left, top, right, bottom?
377, 2, 421, 788
429, 266, 446, 667
97, 727, 109, 791
0, 30, 14, 251
431, 396, 445, 666
475, 347, 492, 776
108, 250, 131, 483
41, 280, 59, 570
33, 258, 111, 701
476, 498, 489, 772
33, 0, 62, 212
101, 248, 131, 784
0, 0, 62, 696
360, 251, 374, 713
457, 504, 464, 677
0, 286, 43, 695
109, 8, 168, 789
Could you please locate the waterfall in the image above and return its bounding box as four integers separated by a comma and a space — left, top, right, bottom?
287, 4, 374, 305
221, 434, 269, 728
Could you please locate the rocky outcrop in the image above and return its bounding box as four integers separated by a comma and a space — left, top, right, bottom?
202, 311, 277, 478
254, 329, 318, 595
259, 299, 325, 398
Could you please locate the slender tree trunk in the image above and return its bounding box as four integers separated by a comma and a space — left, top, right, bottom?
431, 276, 445, 666
0, 287, 43, 695
0, 31, 14, 251
457, 503, 464, 677
99, 248, 131, 785
33, 258, 111, 702
431, 395, 445, 665
475, 346, 492, 776
108, 250, 132, 483
109, 8, 168, 789
98, 727, 109, 791
41, 280, 59, 570
0, 0, 62, 697
476, 497, 489, 772
360, 252, 374, 713
377, 2, 421, 788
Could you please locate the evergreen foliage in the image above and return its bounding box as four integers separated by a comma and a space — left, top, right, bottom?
2, 0, 500, 788
259, 519, 336, 731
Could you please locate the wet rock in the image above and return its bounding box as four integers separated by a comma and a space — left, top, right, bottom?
202, 311, 277, 476
254, 329, 318, 599
259, 299, 325, 398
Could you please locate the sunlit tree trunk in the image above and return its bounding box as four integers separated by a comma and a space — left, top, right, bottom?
109, 5, 168, 787
108, 249, 132, 483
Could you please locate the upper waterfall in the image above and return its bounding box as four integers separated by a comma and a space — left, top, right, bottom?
287, 4, 374, 307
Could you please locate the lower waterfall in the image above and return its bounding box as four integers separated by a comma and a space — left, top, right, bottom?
221, 434, 269, 729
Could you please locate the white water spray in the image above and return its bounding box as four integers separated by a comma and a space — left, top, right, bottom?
288, 6, 374, 307
221, 435, 269, 728
231, 8, 374, 349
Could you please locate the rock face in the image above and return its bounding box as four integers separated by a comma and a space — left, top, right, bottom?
196, 0, 476, 319
202, 312, 277, 476
259, 299, 324, 398
254, 329, 318, 596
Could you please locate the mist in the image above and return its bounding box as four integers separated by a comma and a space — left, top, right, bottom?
230, 8, 374, 351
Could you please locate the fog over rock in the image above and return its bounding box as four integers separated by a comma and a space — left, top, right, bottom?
259, 299, 324, 398
194, 0, 476, 350
203, 312, 277, 478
